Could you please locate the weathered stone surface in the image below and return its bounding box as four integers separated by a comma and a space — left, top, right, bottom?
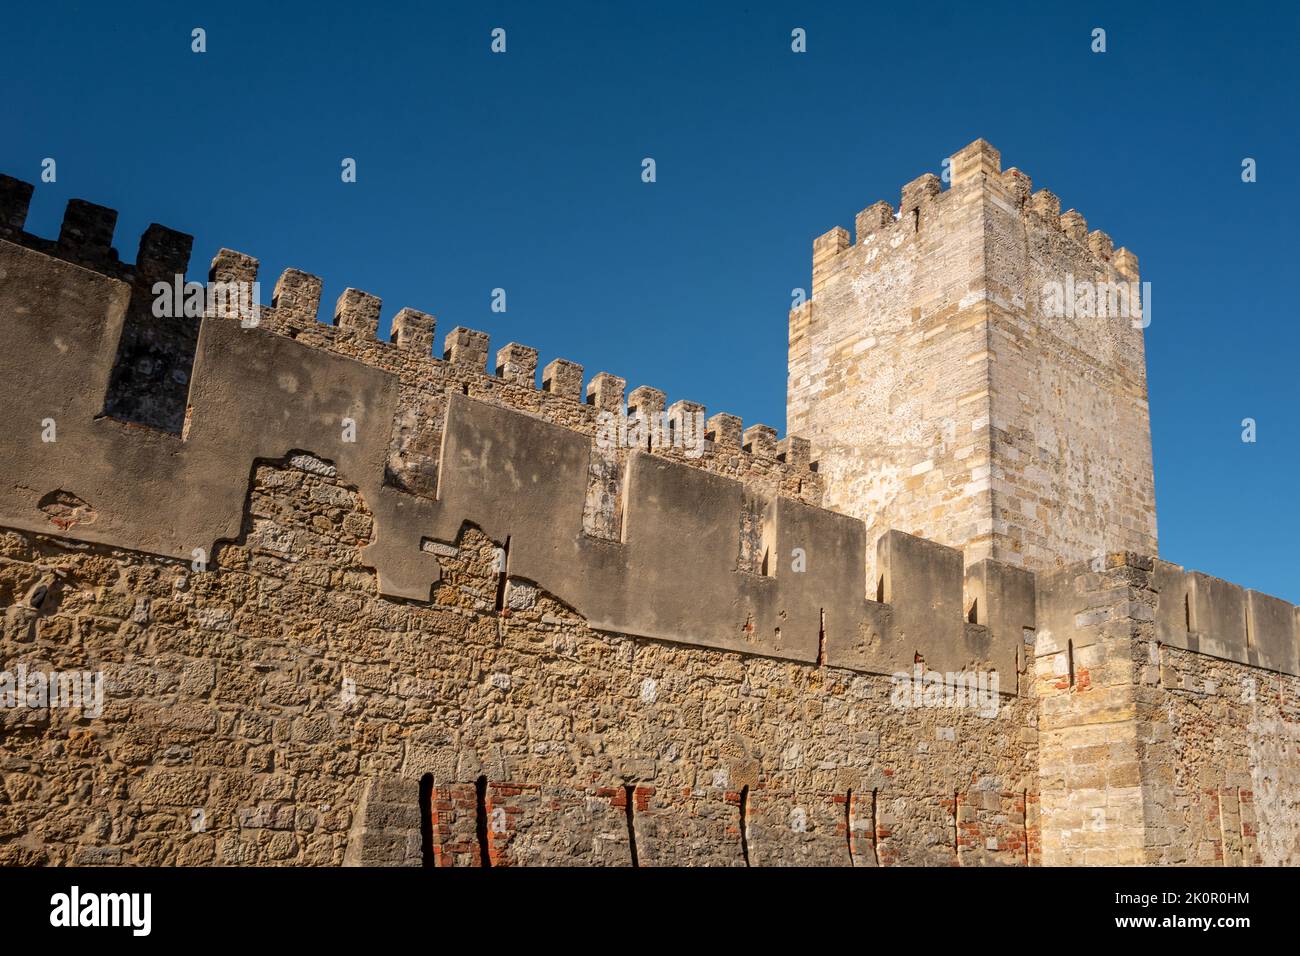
0, 461, 1038, 865
0, 148, 1295, 869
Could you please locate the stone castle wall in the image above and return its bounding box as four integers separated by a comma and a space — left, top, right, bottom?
0, 161, 1296, 866
0, 464, 1037, 866
1034, 554, 1300, 865
0, 175, 1037, 865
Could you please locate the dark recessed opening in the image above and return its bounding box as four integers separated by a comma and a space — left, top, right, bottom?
739, 785, 751, 867
475, 775, 491, 867
419, 773, 434, 867
623, 785, 639, 868
494, 536, 511, 614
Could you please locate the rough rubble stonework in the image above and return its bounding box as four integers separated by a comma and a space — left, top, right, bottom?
0, 140, 1297, 866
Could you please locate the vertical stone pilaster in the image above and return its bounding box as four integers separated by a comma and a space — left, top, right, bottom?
1035, 553, 1156, 864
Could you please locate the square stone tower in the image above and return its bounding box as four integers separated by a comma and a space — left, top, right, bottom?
788, 139, 1157, 579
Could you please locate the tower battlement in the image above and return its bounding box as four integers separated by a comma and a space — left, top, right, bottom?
808, 139, 1140, 292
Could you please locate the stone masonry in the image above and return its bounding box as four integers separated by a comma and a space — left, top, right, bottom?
790, 139, 1157, 584
0, 142, 1295, 866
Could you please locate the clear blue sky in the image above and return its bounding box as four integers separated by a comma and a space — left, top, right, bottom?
2, 1, 1296, 601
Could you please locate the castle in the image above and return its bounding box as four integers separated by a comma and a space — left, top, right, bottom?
0, 140, 1296, 866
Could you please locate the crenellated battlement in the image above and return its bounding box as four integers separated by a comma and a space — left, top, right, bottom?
1, 169, 1286, 686
0, 173, 1035, 686
0, 174, 816, 500
806, 139, 1138, 296
1149, 558, 1300, 676
0, 173, 192, 281
2, 151, 1298, 870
